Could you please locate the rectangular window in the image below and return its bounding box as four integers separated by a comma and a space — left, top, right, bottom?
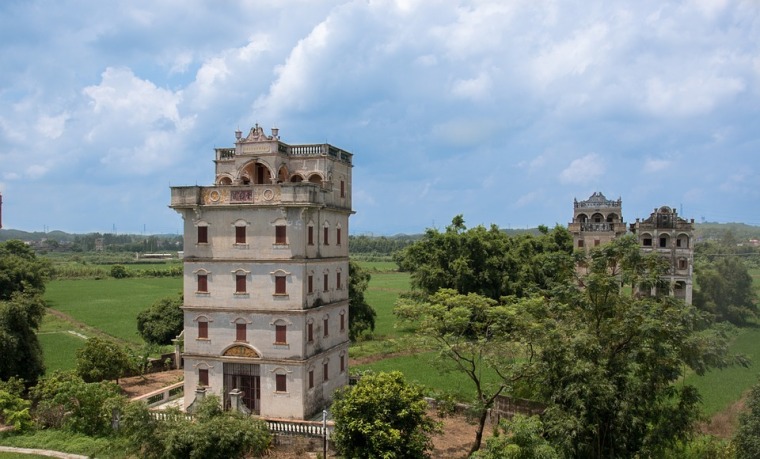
323, 273, 329, 292
323, 362, 329, 381
309, 370, 314, 389
199, 369, 209, 386
578, 240, 584, 248
323, 317, 329, 337
678, 259, 688, 270
340, 355, 345, 372
308, 275, 313, 293
276, 374, 287, 392
643, 238, 652, 247
275, 225, 286, 244
340, 314, 345, 332
336, 272, 341, 290
308, 226, 314, 245
337, 228, 342, 245
323, 227, 329, 245
236, 323, 246, 342
198, 321, 208, 339
307, 323, 313, 342
275, 324, 286, 344
340, 180, 345, 198
197, 274, 208, 293
676, 238, 682, 248
594, 239, 600, 247
235, 226, 246, 244
275, 276, 286, 295
197, 226, 208, 244
659, 237, 667, 248
236, 274, 246, 293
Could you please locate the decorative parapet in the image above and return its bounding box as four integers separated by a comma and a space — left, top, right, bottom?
214, 142, 352, 165
170, 184, 337, 209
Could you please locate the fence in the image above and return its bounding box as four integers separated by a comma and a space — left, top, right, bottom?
490, 395, 546, 424
131, 381, 184, 408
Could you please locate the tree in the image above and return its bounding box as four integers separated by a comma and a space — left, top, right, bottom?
694, 255, 757, 325
331, 371, 439, 459
137, 294, 184, 345
393, 216, 573, 300
735, 379, 760, 458
0, 239, 50, 299
395, 289, 536, 455
526, 236, 745, 458
348, 260, 376, 340
31, 371, 124, 436
0, 293, 46, 386
75, 336, 133, 383
472, 415, 560, 459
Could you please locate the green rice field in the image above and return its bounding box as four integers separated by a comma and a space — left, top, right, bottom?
44, 277, 181, 345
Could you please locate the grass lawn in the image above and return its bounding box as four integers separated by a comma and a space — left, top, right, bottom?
363, 270, 410, 338
686, 324, 760, 416
37, 331, 86, 373
44, 278, 182, 345
354, 351, 503, 401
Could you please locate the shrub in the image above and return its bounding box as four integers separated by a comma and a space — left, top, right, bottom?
110, 264, 129, 279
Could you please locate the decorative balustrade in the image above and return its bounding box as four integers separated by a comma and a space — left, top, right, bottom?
171, 183, 346, 209
580, 222, 617, 232
215, 148, 235, 160
575, 199, 621, 208
132, 381, 184, 408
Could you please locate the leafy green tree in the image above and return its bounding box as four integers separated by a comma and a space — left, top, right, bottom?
75, 336, 133, 383
332, 371, 439, 459
735, 379, 760, 458
694, 255, 757, 325
0, 293, 46, 386
394, 216, 573, 300
31, 371, 124, 436
395, 289, 536, 455
348, 260, 376, 340
0, 239, 50, 299
526, 236, 745, 458
137, 294, 184, 345
472, 415, 560, 459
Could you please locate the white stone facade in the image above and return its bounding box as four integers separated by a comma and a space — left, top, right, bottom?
170, 124, 352, 419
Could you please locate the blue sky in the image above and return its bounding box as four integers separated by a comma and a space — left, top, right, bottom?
1, 0, 758, 236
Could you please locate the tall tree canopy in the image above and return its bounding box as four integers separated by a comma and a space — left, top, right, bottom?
525, 236, 745, 458
0, 240, 50, 386
394, 216, 574, 300
0, 239, 50, 299
348, 260, 376, 341
693, 255, 757, 325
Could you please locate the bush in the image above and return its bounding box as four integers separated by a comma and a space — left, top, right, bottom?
137, 295, 184, 345
110, 265, 129, 279
332, 371, 439, 459
735, 380, 760, 458
0, 389, 33, 432
75, 337, 133, 383
30, 371, 124, 436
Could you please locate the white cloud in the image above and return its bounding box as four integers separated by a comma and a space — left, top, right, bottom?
83, 67, 182, 125
451, 73, 492, 101
531, 23, 610, 87
515, 190, 541, 207
36, 113, 69, 139
643, 74, 745, 117
643, 158, 672, 173
559, 154, 605, 184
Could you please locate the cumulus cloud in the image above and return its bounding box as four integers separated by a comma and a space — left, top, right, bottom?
643, 75, 745, 117
559, 154, 605, 184
643, 158, 673, 173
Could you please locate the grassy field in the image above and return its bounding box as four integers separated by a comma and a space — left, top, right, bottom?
36, 261, 760, 418
44, 277, 181, 346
